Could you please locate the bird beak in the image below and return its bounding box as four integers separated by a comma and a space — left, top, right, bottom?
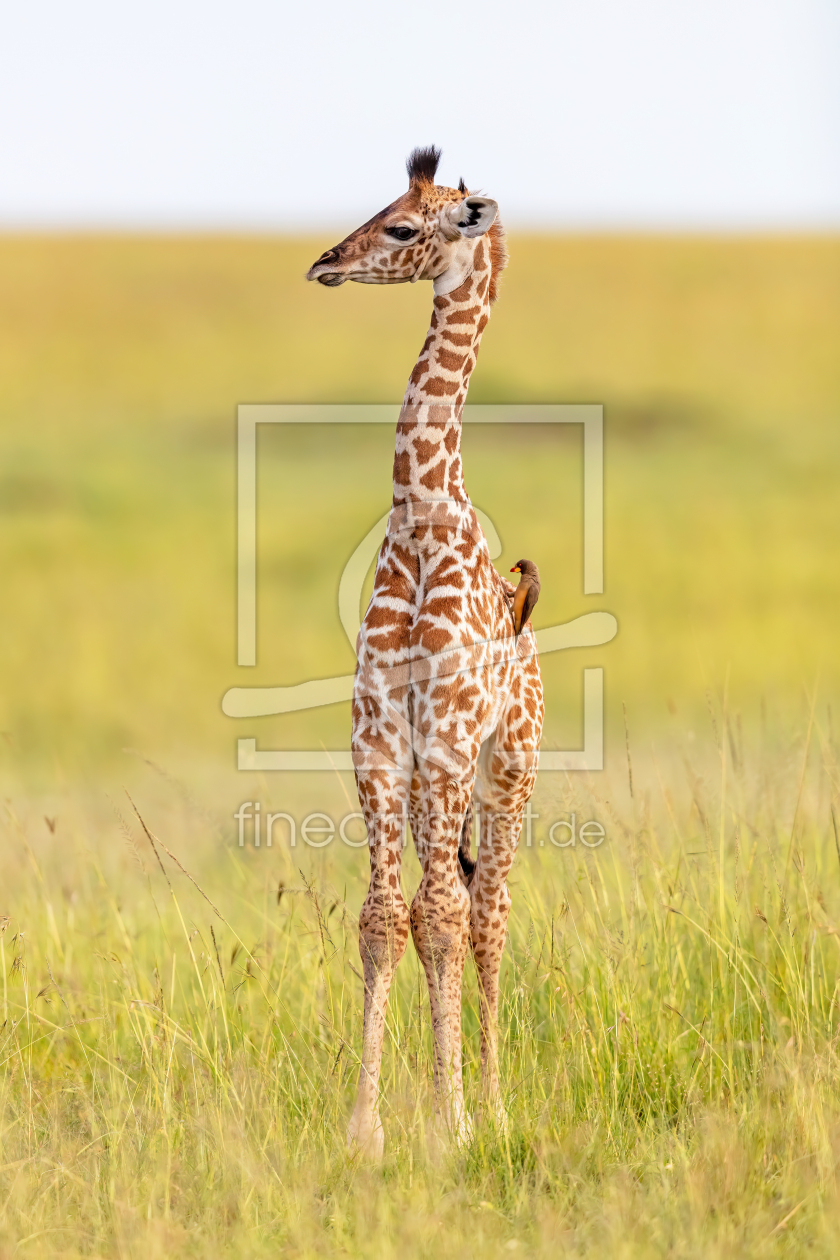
510, 565, 520, 573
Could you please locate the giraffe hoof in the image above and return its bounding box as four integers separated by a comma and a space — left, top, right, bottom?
479, 1095, 508, 1134
431, 1107, 472, 1150
453, 1112, 473, 1149
347, 1109, 385, 1160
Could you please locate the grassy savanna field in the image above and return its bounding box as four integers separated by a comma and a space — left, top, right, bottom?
1, 234, 840, 1256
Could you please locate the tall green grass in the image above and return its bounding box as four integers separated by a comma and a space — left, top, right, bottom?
2, 709, 840, 1257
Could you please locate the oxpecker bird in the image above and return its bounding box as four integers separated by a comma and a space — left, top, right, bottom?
510, 559, 541, 636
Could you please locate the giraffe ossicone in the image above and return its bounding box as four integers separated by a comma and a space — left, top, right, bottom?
307, 146, 545, 1155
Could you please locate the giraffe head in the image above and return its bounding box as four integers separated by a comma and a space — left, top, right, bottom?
307, 146, 507, 301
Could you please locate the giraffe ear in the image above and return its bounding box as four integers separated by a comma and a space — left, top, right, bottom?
442, 197, 498, 239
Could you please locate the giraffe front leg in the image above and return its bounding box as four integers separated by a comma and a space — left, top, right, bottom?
409, 791, 472, 1144
347, 806, 410, 1158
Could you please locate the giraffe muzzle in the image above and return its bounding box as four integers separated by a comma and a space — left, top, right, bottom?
307, 249, 348, 286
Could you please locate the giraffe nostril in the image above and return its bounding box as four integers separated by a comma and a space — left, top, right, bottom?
307, 248, 346, 283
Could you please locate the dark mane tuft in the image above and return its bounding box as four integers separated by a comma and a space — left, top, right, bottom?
458, 177, 467, 194
406, 145, 442, 186
487, 220, 508, 305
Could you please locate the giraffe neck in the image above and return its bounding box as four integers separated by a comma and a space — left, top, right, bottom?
391, 236, 493, 506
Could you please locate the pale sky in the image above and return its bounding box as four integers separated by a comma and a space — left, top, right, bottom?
1, 0, 838, 229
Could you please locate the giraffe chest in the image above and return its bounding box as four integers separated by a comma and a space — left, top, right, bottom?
357, 526, 517, 745
411, 546, 516, 736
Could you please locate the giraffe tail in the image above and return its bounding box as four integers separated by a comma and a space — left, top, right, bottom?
458, 804, 476, 881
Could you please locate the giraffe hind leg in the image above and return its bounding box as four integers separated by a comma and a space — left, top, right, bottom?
469, 702, 542, 1121
468, 802, 524, 1124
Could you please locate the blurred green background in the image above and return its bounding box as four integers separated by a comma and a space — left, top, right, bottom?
1, 233, 838, 785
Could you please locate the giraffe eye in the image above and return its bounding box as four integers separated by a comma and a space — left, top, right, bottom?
385, 225, 417, 242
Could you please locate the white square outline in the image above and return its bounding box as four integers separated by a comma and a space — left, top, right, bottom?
228, 404, 612, 771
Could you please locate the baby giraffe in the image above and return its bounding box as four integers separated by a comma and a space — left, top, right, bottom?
308, 147, 544, 1156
